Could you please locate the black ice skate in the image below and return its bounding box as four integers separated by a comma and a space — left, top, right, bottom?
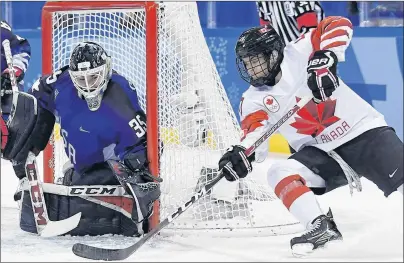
290, 209, 343, 257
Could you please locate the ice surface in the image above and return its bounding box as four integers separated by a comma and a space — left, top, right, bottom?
1, 155, 402, 262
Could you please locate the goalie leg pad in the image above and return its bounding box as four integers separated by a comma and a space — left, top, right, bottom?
18, 162, 146, 237
19, 189, 141, 237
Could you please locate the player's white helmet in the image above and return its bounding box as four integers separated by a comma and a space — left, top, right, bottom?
68, 42, 112, 111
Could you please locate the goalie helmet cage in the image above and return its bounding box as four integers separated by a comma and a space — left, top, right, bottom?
41, 1, 301, 236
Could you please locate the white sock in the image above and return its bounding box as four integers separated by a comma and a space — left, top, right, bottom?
398, 184, 403, 195
289, 191, 324, 230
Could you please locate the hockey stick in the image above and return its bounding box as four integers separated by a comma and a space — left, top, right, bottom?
2, 39, 82, 237
72, 95, 312, 261
25, 152, 82, 237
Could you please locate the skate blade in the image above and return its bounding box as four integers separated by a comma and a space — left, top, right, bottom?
291, 243, 314, 258
291, 239, 343, 258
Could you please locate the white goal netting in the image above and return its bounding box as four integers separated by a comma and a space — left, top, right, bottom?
45, 2, 300, 235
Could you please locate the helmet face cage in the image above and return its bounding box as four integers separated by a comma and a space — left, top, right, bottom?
70, 64, 106, 92
69, 42, 112, 111
235, 25, 285, 87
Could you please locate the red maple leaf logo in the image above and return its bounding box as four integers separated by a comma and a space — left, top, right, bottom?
290, 98, 340, 137
266, 98, 273, 105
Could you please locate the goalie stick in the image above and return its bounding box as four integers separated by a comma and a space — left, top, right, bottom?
25, 152, 82, 237
2, 40, 82, 237
72, 95, 312, 261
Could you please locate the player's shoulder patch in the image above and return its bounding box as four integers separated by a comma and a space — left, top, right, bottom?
263, 95, 280, 113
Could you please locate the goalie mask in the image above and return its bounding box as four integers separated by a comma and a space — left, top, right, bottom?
236, 24, 285, 87
69, 42, 112, 111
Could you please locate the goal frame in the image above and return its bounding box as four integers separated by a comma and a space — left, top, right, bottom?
41, 1, 160, 228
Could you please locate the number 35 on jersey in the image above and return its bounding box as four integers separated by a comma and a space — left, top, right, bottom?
129, 114, 147, 138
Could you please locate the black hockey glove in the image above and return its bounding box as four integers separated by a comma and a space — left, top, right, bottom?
218, 145, 255, 182
123, 151, 162, 183
307, 50, 339, 103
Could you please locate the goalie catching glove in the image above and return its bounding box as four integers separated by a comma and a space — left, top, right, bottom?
307, 50, 339, 102
218, 145, 255, 181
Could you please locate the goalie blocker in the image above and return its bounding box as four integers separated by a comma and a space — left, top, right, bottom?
2, 91, 156, 237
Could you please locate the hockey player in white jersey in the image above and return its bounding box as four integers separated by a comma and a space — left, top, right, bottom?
218, 16, 403, 256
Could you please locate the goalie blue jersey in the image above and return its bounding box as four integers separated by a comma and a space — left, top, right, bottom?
29, 66, 147, 174
1, 20, 31, 73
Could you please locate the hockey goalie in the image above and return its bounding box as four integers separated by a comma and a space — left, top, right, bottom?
1, 41, 161, 237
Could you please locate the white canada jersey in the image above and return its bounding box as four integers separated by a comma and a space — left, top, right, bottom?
239, 16, 387, 159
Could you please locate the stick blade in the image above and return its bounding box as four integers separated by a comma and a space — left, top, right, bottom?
72, 243, 128, 261
40, 212, 82, 237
